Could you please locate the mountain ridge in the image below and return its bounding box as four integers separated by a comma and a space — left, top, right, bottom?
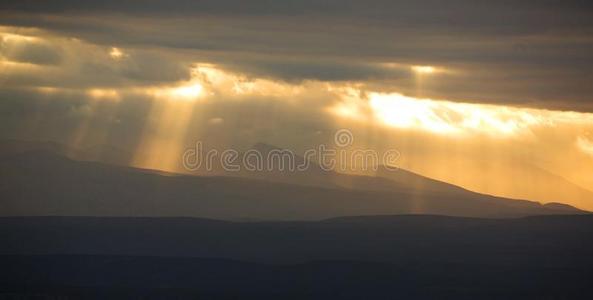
0, 147, 586, 220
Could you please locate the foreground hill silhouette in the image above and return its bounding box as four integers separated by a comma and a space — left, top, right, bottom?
2, 215, 593, 299
0, 149, 585, 219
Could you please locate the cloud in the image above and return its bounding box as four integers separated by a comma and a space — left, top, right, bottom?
577, 136, 593, 157
217, 59, 413, 83
0, 29, 191, 89
2, 1, 593, 33
1, 5, 593, 111
0, 34, 61, 65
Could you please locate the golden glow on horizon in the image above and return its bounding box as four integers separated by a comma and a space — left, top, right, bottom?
169, 83, 204, 99
143, 82, 205, 102
365, 92, 555, 137
0, 32, 39, 43
369, 93, 458, 134
412, 66, 436, 74
109, 47, 125, 59
87, 88, 120, 100
0, 60, 43, 69
577, 136, 593, 157
326, 90, 593, 139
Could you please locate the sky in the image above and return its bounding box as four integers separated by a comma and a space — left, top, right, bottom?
1, 1, 593, 210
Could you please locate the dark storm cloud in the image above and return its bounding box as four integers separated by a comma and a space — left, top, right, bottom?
1, 0, 593, 111
216, 58, 412, 83
0, 32, 191, 89
2, 1, 593, 32
108, 51, 191, 84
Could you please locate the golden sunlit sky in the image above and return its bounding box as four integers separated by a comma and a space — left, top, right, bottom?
2, 1, 593, 210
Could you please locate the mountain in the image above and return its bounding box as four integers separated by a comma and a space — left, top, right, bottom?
0, 139, 70, 156
188, 142, 335, 188
0, 139, 132, 166
177, 142, 593, 212
187, 142, 592, 213
0, 149, 585, 220
399, 154, 593, 211
3, 139, 591, 211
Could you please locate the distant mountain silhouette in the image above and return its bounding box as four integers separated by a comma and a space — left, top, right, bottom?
0, 148, 585, 220
4, 139, 592, 209
180, 141, 592, 214
235, 143, 593, 211
399, 154, 593, 211
0, 139, 70, 156
0, 139, 133, 166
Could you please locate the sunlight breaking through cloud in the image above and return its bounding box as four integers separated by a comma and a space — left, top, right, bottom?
367, 92, 549, 137
577, 136, 593, 157
2, 25, 593, 209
